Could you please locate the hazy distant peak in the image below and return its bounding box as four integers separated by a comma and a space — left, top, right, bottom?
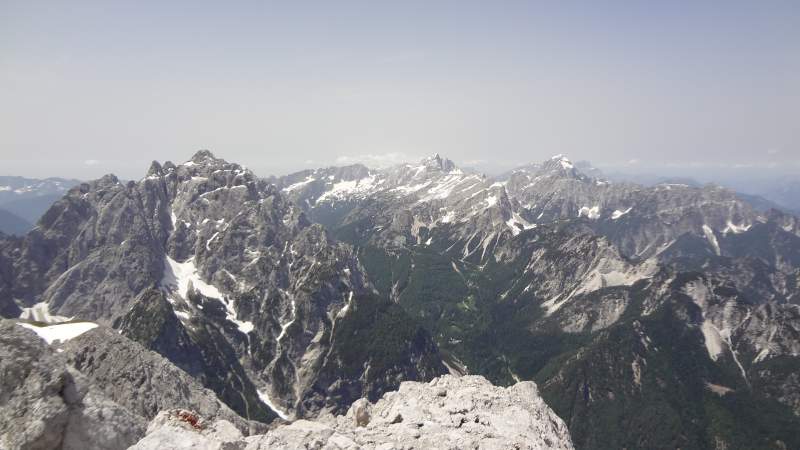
550, 154, 574, 168
176, 150, 249, 176
540, 154, 580, 175
189, 149, 219, 164
573, 160, 605, 179
420, 153, 458, 173
146, 161, 164, 177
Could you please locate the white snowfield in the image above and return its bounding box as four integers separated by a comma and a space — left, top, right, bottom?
17, 322, 98, 345
256, 389, 292, 421
611, 207, 632, 220
162, 255, 254, 334
18, 301, 71, 324
577, 205, 601, 220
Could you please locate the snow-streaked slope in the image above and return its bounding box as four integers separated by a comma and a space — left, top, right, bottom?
161, 255, 254, 334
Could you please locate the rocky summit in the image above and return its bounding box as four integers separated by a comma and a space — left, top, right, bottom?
129, 375, 574, 450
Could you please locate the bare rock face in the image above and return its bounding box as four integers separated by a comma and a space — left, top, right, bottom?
128, 410, 246, 450
130, 375, 575, 450
0, 320, 145, 450
62, 326, 266, 435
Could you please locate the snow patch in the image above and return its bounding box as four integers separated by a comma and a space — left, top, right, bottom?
722, 221, 750, 235
161, 255, 253, 334
19, 302, 71, 324
417, 174, 469, 202
317, 175, 379, 203
283, 177, 315, 192
17, 322, 98, 345
257, 389, 291, 421
611, 207, 632, 220
337, 291, 354, 319
277, 298, 297, 342
439, 210, 456, 224
506, 212, 535, 236
700, 321, 725, 361
577, 205, 601, 220
702, 225, 720, 256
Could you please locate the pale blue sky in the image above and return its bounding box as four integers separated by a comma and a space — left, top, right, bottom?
1, 1, 798, 179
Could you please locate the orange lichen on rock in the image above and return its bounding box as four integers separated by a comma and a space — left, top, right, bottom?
176, 410, 203, 430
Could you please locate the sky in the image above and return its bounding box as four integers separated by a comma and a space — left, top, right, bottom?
1, 1, 798, 180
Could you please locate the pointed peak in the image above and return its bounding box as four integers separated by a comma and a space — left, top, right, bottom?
190, 149, 217, 163
421, 152, 442, 163
180, 150, 235, 171
543, 154, 574, 171
97, 173, 120, 186
146, 161, 163, 177
420, 153, 457, 172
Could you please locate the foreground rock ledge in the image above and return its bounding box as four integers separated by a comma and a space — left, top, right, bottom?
129, 375, 575, 450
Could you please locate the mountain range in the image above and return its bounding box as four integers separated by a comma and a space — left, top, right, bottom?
3, 150, 800, 449
0, 176, 81, 235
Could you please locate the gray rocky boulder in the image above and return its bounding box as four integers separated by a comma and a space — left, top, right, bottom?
0, 320, 145, 450
128, 409, 246, 450
130, 375, 575, 450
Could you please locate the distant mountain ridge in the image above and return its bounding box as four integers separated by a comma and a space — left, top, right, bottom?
0, 208, 31, 236
0, 175, 81, 232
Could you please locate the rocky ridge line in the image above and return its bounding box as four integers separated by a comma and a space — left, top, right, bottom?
130, 374, 574, 450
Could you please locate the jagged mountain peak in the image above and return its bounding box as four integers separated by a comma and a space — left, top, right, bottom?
419, 153, 458, 173
538, 154, 582, 176
176, 149, 246, 174
190, 149, 218, 163
143, 151, 256, 188
146, 161, 164, 177
550, 153, 574, 166
143, 151, 249, 182
97, 173, 121, 186
498, 154, 594, 182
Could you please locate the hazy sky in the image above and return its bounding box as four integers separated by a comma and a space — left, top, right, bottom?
1, 1, 798, 180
